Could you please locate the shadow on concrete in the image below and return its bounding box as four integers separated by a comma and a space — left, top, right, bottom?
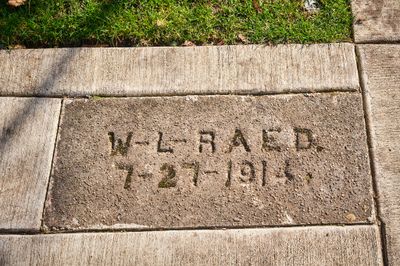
0, 0, 125, 148
0, 2, 137, 233
1, 0, 135, 149
0, 48, 78, 153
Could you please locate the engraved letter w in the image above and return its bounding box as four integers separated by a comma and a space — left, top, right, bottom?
108, 132, 133, 156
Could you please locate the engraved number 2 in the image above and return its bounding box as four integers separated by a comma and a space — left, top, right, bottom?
158, 163, 177, 188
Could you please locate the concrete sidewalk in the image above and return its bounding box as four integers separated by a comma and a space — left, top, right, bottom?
0, 0, 400, 264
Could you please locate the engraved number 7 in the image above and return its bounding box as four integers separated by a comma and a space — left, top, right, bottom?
182, 161, 199, 186
116, 163, 133, 190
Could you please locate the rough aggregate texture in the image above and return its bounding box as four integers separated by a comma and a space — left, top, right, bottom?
44, 93, 374, 230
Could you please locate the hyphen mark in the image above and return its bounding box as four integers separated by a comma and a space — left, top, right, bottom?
204, 170, 218, 174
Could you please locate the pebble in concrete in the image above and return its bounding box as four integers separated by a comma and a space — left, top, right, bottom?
0, 98, 61, 231
358, 44, 400, 265
0, 226, 383, 266
44, 93, 374, 230
352, 0, 400, 43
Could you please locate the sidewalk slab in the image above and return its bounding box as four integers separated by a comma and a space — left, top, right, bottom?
352, 0, 400, 43
358, 44, 400, 264
0, 44, 358, 97
0, 98, 61, 231
0, 226, 382, 265
44, 93, 374, 231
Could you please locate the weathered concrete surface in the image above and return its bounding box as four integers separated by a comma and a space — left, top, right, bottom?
0, 226, 383, 265
358, 45, 400, 264
352, 0, 400, 43
0, 98, 61, 231
0, 44, 358, 97
44, 94, 374, 230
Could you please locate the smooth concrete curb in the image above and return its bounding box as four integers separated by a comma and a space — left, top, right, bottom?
358, 44, 400, 265
0, 226, 382, 266
0, 44, 359, 97
352, 0, 400, 43
0, 97, 61, 231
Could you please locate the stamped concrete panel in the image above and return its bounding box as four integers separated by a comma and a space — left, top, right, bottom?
358, 45, 400, 264
0, 226, 383, 266
0, 44, 358, 97
352, 0, 400, 43
0, 98, 61, 231
44, 94, 373, 230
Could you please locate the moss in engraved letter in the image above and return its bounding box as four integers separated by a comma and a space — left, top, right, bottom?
158, 163, 177, 188
228, 129, 251, 152
108, 132, 133, 156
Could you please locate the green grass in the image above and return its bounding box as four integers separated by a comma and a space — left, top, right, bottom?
0, 0, 353, 48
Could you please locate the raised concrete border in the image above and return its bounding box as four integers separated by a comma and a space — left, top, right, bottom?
0, 44, 358, 97
0, 43, 384, 265
0, 97, 61, 231
358, 44, 400, 265
0, 226, 382, 265
352, 0, 400, 43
